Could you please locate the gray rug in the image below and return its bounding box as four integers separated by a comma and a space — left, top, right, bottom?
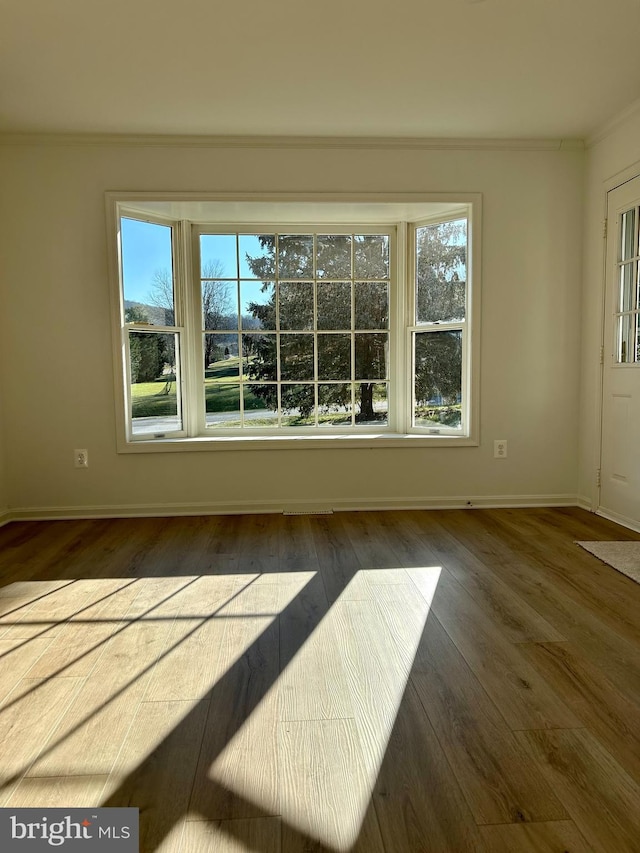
576, 541, 640, 584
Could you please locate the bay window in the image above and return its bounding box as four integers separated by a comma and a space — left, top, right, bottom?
108, 196, 479, 450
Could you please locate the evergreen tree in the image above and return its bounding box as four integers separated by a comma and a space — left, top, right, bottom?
244, 235, 389, 421
125, 305, 172, 384
242, 224, 466, 422
414, 219, 466, 409
415, 219, 466, 323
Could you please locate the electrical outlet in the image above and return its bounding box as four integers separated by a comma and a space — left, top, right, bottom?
494, 440, 507, 459
74, 449, 89, 468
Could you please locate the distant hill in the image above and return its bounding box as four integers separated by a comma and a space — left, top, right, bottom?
124, 300, 173, 326
124, 301, 271, 335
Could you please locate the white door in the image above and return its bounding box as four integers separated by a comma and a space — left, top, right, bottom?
600, 175, 640, 526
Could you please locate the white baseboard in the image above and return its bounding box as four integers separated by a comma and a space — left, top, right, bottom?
0, 508, 12, 528
576, 495, 595, 512
7, 493, 579, 522
595, 506, 640, 534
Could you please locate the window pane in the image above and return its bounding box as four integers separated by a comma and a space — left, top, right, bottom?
201, 234, 237, 278
241, 282, 275, 330
416, 219, 466, 324
280, 335, 314, 380
617, 314, 639, 363
317, 282, 351, 330
204, 333, 240, 373
355, 282, 389, 329
620, 209, 636, 262
355, 383, 388, 425
240, 234, 275, 279
414, 330, 462, 429
121, 218, 175, 324
243, 385, 279, 427
318, 384, 353, 426
317, 235, 352, 279
243, 334, 277, 382
278, 235, 314, 279
281, 385, 316, 426
279, 283, 314, 330
205, 384, 240, 429
619, 263, 636, 312
355, 333, 388, 380
318, 334, 351, 380
129, 331, 181, 435
202, 281, 237, 330
354, 235, 389, 279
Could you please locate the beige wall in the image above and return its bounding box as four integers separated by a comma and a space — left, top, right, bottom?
0, 140, 583, 516
0, 238, 7, 519
0, 387, 7, 520
580, 107, 640, 507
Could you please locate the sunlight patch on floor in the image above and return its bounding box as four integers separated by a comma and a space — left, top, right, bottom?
0, 568, 441, 851
206, 567, 440, 852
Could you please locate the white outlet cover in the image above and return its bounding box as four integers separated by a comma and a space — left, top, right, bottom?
74, 449, 89, 467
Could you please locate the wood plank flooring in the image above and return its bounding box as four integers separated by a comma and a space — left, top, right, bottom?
0, 507, 639, 852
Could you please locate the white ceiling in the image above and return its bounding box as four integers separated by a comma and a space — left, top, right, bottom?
2, 0, 640, 140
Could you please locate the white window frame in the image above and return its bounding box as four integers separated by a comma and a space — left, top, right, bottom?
106, 192, 481, 453
191, 224, 396, 436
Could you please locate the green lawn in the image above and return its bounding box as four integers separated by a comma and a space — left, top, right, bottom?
130, 359, 270, 419
414, 404, 461, 427
204, 357, 244, 383
132, 358, 395, 423
205, 357, 267, 412
131, 376, 178, 418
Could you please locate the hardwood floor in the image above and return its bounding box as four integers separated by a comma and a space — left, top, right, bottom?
0, 507, 639, 852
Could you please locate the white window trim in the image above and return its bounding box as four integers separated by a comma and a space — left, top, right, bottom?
106, 192, 481, 453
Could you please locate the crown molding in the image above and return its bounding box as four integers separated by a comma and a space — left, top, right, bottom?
586, 96, 640, 148
0, 132, 584, 152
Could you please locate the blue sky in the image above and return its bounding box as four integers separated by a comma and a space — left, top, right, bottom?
121, 218, 269, 312
121, 218, 173, 304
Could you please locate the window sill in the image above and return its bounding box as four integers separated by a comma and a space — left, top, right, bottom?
118, 432, 479, 453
